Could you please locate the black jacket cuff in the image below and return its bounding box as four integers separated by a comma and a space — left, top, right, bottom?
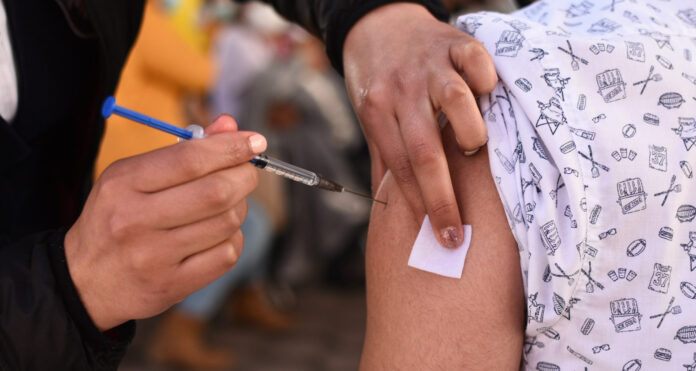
45, 228, 135, 368
326, 0, 450, 75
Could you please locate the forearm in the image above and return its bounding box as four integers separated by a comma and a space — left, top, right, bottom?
253, 0, 449, 74
0, 230, 133, 370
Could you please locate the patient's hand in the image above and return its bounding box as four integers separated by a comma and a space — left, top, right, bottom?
344, 3, 497, 249
360, 125, 525, 369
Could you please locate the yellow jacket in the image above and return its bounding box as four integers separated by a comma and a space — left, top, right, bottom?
95, 2, 214, 177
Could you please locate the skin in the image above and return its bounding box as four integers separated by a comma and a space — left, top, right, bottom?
343, 3, 498, 248
65, 115, 265, 331
360, 125, 525, 369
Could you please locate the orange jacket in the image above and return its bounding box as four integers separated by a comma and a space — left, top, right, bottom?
95, 2, 214, 177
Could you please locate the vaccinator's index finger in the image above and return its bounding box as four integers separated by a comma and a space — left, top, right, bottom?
123, 130, 266, 193
397, 102, 464, 249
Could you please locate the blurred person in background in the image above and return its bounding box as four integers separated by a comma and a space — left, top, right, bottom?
143, 3, 293, 369
0, 0, 502, 368
241, 27, 371, 288
95, 0, 214, 175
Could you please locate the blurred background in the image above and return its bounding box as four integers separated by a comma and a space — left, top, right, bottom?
96, 0, 517, 370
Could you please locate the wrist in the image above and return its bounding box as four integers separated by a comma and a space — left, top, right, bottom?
64, 225, 122, 331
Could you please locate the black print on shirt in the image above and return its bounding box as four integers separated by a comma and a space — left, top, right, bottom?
680, 232, 696, 271
677, 205, 696, 223
653, 175, 681, 206
592, 344, 610, 354
458, 16, 483, 36
523, 336, 545, 358
653, 347, 672, 362
623, 359, 643, 370
566, 1, 593, 18
581, 318, 595, 335
536, 97, 567, 135
588, 18, 621, 34
626, 238, 647, 257
683, 72, 696, 86
623, 124, 637, 138
596, 68, 627, 103
532, 137, 549, 160
648, 263, 672, 294
577, 94, 587, 110
496, 30, 525, 57
626, 41, 646, 62
515, 77, 533, 92
528, 292, 546, 323
540, 220, 561, 255
579, 145, 610, 178
675, 326, 696, 344
677, 8, 696, 28
684, 354, 696, 371
659, 226, 674, 241
550, 175, 566, 207
680, 281, 696, 299
623, 10, 640, 23
611, 148, 637, 162
656, 55, 673, 70
649, 145, 668, 172
673, 117, 696, 150
608, 267, 637, 281
599, 227, 617, 240
633, 65, 661, 95
564, 205, 578, 228
659, 92, 686, 109
649, 296, 680, 328
567, 345, 593, 365
610, 298, 642, 333
543, 68, 570, 101
558, 40, 589, 70
590, 42, 615, 55
582, 261, 604, 292
540, 327, 560, 340
551, 262, 577, 286
529, 48, 549, 61
681, 161, 694, 178
640, 28, 673, 50
643, 112, 660, 125
568, 126, 596, 140
617, 178, 647, 215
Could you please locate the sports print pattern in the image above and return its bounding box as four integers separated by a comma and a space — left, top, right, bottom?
456, 0, 696, 369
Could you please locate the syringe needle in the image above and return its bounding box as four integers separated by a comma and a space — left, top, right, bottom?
344, 188, 387, 206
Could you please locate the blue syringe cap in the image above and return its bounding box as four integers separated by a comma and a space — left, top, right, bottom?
101, 96, 116, 119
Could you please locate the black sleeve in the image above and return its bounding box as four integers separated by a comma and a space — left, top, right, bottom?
255, 0, 449, 74
0, 229, 135, 371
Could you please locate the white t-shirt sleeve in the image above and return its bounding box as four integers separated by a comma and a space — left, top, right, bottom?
0, 0, 18, 123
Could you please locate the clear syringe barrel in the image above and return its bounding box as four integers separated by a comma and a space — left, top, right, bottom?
251, 154, 319, 187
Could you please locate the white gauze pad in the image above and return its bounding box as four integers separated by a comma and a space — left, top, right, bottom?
407, 216, 472, 279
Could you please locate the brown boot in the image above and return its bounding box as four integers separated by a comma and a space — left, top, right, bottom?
231, 285, 295, 332
147, 311, 234, 370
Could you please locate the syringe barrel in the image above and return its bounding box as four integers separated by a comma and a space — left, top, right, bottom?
252, 155, 319, 187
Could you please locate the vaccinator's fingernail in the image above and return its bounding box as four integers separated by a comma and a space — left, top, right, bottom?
248, 134, 267, 154
440, 226, 464, 248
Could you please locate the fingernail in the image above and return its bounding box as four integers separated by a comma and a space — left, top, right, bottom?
248, 134, 267, 154
463, 147, 481, 156
440, 226, 464, 248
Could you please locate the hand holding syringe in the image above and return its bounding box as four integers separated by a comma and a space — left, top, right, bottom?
101, 97, 385, 205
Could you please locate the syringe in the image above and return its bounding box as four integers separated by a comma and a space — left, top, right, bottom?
101, 97, 385, 205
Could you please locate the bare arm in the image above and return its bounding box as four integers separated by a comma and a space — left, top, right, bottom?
361, 126, 525, 369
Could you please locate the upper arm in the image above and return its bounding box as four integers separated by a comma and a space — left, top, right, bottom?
360, 126, 525, 370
